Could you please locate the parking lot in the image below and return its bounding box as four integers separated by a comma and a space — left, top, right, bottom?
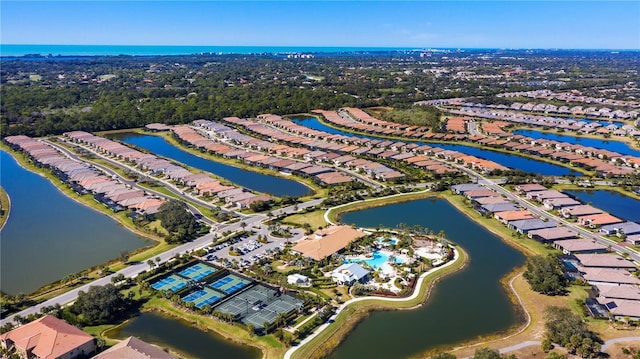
201, 224, 305, 268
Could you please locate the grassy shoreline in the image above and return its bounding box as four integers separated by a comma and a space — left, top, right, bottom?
0, 186, 10, 231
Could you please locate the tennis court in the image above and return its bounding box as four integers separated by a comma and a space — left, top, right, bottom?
209, 274, 252, 294
178, 263, 218, 281
150, 274, 188, 292
182, 287, 224, 309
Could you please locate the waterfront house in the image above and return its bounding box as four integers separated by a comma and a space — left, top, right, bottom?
331, 263, 370, 286
451, 183, 485, 195
527, 227, 578, 242
554, 239, 608, 255
494, 210, 535, 224
561, 205, 604, 218
92, 336, 177, 359
581, 268, 640, 286
478, 202, 520, 215
508, 219, 557, 234
0, 315, 96, 359
599, 222, 640, 237
543, 197, 581, 210
574, 253, 637, 271
577, 213, 623, 228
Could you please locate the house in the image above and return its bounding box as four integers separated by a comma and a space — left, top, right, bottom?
574, 253, 637, 271
451, 183, 485, 195
578, 213, 623, 228
287, 273, 311, 287
92, 336, 177, 359
1, 315, 96, 359
580, 268, 640, 286
527, 227, 578, 242
508, 219, 557, 234
561, 205, 603, 218
479, 202, 520, 215
596, 298, 640, 320
543, 197, 581, 210
331, 263, 370, 285
291, 225, 367, 261
554, 239, 608, 255
599, 222, 640, 237
494, 210, 535, 223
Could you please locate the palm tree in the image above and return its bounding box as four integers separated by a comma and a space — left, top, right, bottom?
147, 259, 156, 270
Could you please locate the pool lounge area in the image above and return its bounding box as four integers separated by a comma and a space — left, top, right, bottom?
345, 250, 405, 274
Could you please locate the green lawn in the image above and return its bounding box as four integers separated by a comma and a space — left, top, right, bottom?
281, 210, 327, 231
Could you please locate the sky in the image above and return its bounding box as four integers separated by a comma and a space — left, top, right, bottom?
1, 1, 639, 49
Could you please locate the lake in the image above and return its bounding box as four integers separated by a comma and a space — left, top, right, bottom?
108, 311, 261, 359
106, 132, 311, 197
564, 189, 640, 223
0, 150, 151, 295
326, 197, 525, 358
514, 129, 640, 158
294, 117, 580, 177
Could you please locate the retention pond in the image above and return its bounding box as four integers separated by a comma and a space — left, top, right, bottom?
0, 150, 151, 295
325, 197, 525, 358
108, 311, 261, 359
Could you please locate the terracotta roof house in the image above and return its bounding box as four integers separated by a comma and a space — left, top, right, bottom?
578, 213, 623, 228
292, 225, 366, 261
494, 210, 535, 223
0, 315, 95, 359
92, 336, 177, 359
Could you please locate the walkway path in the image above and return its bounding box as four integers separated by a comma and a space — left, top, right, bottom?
283, 248, 460, 359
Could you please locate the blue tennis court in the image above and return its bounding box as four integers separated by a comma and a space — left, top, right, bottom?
178, 263, 217, 281
182, 287, 224, 309
209, 274, 252, 295
150, 274, 188, 292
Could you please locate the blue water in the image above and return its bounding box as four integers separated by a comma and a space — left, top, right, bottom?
345, 250, 403, 270
564, 189, 640, 223
0, 44, 415, 57
514, 129, 640, 158
294, 117, 580, 176
106, 132, 311, 197
0, 150, 151, 294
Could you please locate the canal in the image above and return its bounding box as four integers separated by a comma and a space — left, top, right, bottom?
108, 311, 261, 359
564, 189, 640, 223
106, 132, 312, 197
325, 197, 525, 359
293, 117, 580, 177
0, 150, 151, 295
513, 129, 640, 158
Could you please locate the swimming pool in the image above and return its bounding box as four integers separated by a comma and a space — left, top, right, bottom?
346, 251, 404, 271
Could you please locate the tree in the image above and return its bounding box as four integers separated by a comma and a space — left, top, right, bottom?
118, 250, 130, 264
432, 353, 457, 359
156, 200, 199, 243
472, 348, 502, 359
147, 259, 156, 270
523, 255, 568, 295
544, 306, 601, 358
72, 284, 126, 325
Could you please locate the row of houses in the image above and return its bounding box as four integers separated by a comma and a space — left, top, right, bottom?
218, 116, 406, 182
515, 184, 640, 245
328, 105, 638, 176
497, 89, 640, 113
452, 183, 640, 320
450, 105, 640, 138
0, 315, 178, 359
173, 122, 355, 186
63, 131, 268, 209
4, 135, 164, 216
